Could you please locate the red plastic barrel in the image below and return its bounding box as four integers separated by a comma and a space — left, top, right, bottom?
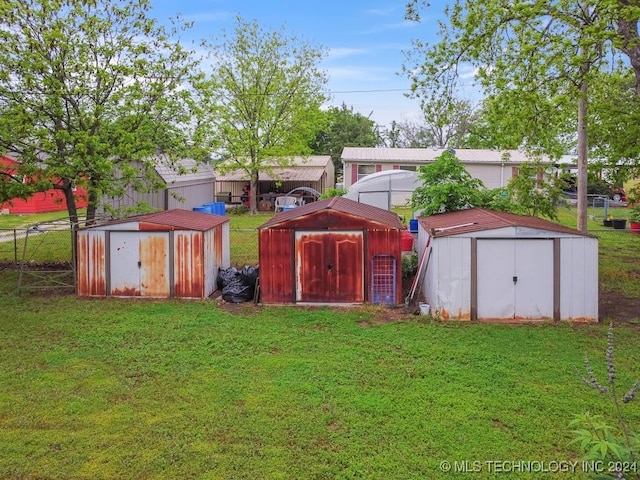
401, 230, 414, 252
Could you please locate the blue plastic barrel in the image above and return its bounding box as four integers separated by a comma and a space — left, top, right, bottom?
193, 206, 208, 213
409, 219, 418, 233
213, 202, 226, 216
204, 202, 226, 215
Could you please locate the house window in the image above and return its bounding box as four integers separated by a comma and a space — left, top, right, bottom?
357, 165, 376, 181
398, 166, 417, 172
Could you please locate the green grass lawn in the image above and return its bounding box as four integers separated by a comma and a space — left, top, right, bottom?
0, 205, 639, 479
0, 295, 639, 479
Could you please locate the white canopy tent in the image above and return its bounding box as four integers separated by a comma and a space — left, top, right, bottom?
343, 170, 420, 210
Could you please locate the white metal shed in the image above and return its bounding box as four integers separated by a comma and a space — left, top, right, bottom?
76, 209, 230, 298
415, 208, 598, 322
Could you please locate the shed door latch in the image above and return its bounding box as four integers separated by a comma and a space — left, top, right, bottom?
512, 275, 518, 284
327, 263, 332, 271
138, 261, 142, 268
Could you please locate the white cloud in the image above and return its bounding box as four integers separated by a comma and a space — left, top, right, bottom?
325, 66, 392, 83
328, 47, 369, 59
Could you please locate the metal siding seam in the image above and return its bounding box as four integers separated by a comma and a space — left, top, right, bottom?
470, 237, 477, 321
169, 230, 175, 297
553, 238, 560, 321
105, 230, 111, 296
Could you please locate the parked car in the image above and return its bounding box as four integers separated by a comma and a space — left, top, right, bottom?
560, 174, 626, 202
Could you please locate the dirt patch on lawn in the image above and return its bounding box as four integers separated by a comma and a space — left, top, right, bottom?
599, 289, 640, 323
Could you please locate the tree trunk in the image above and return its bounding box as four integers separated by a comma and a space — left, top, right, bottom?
616, 10, 640, 96
85, 188, 99, 226
61, 179, 79, 226
577, 80, 589, 233
249, 170, 259, 215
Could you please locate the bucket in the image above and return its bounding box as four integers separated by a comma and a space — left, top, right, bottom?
409, 219, 418, 233
192, 206, 208, 213
401, 230, 414, 252
612, 219, 627, 230
418, 303, 430, 315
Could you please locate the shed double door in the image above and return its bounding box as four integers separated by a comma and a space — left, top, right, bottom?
295, 231, 363, 303
109, 231, 170, 297
477, 239, 554, 320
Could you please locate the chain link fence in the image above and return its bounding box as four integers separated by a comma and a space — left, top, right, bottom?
0, 220, 76, 291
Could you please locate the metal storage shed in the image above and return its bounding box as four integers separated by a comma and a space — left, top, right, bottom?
99, 156, 216, 214
258, 196, 404, 305
415, 208, 598, 322
76, 209, 230, 298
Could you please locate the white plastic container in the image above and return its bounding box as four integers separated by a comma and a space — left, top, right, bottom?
418, 303, 430, 315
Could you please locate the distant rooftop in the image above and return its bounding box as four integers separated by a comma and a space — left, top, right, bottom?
341, 147, 549, 164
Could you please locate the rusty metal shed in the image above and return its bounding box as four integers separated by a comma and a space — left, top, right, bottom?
258, 196, 404, 305
76, 209, 230, 298
415, 208, 598, 322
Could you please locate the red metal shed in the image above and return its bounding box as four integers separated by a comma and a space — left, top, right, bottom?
76, 209, 230, 298
258, 196, 403, 305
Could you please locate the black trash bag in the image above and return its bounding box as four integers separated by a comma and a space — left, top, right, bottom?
217, 266, 259, 303
240, 265, 259, 285
217, 266, 238, 290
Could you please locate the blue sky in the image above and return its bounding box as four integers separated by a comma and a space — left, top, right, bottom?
149, 0, 452, 129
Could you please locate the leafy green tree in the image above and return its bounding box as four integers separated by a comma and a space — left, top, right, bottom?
310, 103, 381, 177
402, 0, 637, 232
588, 70, 640, 182
411, 151, 485, 215
0, 0, 197, 224
491, 162, 564, 220
464, 92, 575, 156
197, 17, 328, 214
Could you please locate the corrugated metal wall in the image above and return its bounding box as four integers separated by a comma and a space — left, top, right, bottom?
259, 211, 402, 305
77, 221, 229, 299
559, 236, 598, 321
167, 181, 215, 210
76, 230, 107, 296
100, 189, 165, 213
259, 229, 294, 303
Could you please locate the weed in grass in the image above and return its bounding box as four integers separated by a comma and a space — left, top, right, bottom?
572, 323, 640, 479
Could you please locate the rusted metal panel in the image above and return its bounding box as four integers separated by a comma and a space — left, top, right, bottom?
76, 230, 107, 296
201, 223, 231, 298
173, 231, 203, 298
139, 232, 170, 297
259, 229, 294, 303
295, 231, 363, 303
365, 229, 402, 305
109, 231, 170, 297
109, 231, 141, 296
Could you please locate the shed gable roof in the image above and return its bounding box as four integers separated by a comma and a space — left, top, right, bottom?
85, 209, 228, 231
152, 156, 215, 184
258, 196, 403, 230
418, 208, 592, 237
